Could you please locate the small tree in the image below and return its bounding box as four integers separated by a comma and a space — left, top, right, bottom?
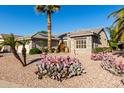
18, 39, 29, 66
106, 27, 118, 50
0, 34, 24, 66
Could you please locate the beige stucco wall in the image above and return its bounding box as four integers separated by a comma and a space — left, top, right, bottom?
67, 36, 92, 55
0, 35, 11, 52
0, 35, 4, 43
17, 40, 32, 54
33, 39, 58, 49
17, 39, 59, 54
98, 31, 108, 47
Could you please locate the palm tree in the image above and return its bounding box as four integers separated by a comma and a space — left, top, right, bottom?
108, 8, 124, 42
106, 27, 117, 42
18, 39, 29, 66
35, 5, 60, 51
0, 34, 24, 66
106, 27, 118, 50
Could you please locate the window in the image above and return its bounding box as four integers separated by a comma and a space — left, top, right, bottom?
76, 39, 86, 48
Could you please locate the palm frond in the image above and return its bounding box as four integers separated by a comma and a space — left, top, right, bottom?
108, 8, 124, 19
18, 39, 29, 46
35, 5, 46, 13
35, 5, 60, 14
1, 34, 17, 48
108, 11, 118, 19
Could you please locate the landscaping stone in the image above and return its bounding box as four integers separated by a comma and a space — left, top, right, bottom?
0, 53, 124, 87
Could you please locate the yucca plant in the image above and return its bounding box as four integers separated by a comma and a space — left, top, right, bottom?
0, 34, 24, 66
35, 5, 60, 51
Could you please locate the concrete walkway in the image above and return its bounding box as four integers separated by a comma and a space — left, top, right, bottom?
0, 80, 23, 88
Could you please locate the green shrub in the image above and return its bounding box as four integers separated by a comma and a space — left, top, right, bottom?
41, 47, 56, 53
109, 41, 118, 50
29, 48, 41, 55
41, 47, 48, 53
92, 47, 108, 53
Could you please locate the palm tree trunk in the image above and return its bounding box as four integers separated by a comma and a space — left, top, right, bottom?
11, 47, 24, 66
47, 12, 52, 50
22, 46, 27, 66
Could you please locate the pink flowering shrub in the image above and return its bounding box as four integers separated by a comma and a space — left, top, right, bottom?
91, 52, 104, 61
35, 53, 86, 82
91, 52, 124, 76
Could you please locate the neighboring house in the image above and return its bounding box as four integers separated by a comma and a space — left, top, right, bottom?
0, 34, 22, 52
0, 32, 59, 53
58, 28, 108, 54
17, 32, 59, 53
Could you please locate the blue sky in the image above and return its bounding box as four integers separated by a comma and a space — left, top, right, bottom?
0, 5, 124, 36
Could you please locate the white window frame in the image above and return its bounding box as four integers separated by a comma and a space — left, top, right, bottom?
75, 38, 86, 49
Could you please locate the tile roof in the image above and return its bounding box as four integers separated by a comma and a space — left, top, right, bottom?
31, 32, 59, 40
69, 28, 103, 37
0, 34, 22, 38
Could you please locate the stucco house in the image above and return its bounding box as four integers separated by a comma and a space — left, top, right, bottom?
0, 32, 59, 53
0, 28, 108, 54
0, 34, 22, 52
17, 32, 59, 53
58, 28, 108, 54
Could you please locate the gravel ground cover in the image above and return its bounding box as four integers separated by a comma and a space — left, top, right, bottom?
0, 53, 124, 88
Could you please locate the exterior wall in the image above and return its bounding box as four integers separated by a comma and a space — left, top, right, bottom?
17, 40, 32, 53
68, 36, 92, 54
17, 39, 59, 54
67, 36, 71, 52
98, 31, 108, 47
0, 35, 4, 44
92, 36, 99, 48
0, 35, 11, 52
32, 39, 58, 48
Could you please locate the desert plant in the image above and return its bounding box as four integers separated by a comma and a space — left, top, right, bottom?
35, 54, 86, 81
35, 5, 60, 51
0, 34, 24, 66
41, 47, 48, 53
91, 52, 124, 76
91, 52, 105, 61
29, 48, 41, 55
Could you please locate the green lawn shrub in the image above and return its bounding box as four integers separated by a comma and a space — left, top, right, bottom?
29, 48, 41, 55
92, 47, 109, 53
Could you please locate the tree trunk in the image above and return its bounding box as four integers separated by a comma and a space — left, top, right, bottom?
22, 46, 27, 66
11, 47, 24, 66
47, 12, 52, 51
